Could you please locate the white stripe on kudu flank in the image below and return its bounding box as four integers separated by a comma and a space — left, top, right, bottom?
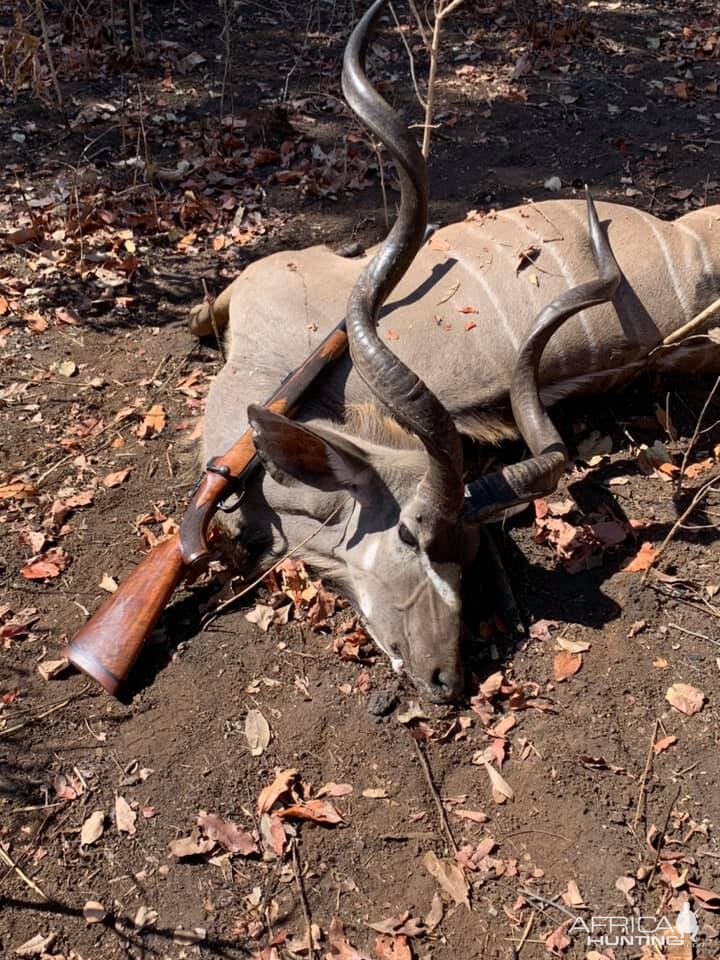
475, 266, 520, 351
675, 221, 713, 276
631, 208, 692, 319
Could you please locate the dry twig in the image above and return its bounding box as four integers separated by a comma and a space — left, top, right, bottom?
647, 785, 682, 888
412, 740, 457, 854
421, 0, 466, 158
0, 846, 49, 901
34, 0, 65, 119
676, 374, 720, 494
291, 841, 317, 960
642, 474, 720, 583
633, 719, 659, 833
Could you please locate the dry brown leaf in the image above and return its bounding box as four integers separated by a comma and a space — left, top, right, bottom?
80, 811, 105, 847
397, 702, 428, 725
553, 651, 582, 681
99, 573, 118, 593
37, 657, 69, 681
423, 850, 469, 907
83, 901, 106, 924
136, 404, 166, 438
54, 772, 82, 800
621, 541, 657, 573
0, 479, 37, 501
666, 683, 705, 716
472, 752, 515, 803
556, 637, 591, 654
653, 734, 678, 754
615, 875, 636, 903
21, 549, 68, 581
14, 932, 57, 956
428, 234, 450, 252
317, 782, 354, 798
196, 811, 258, 855
479, 671, 504, 697
115, 795, 137, 835
425, 892, 444, 932
489, 714, 516, 738
362, 788, 389, 799
528, 618, 559, 641
168, 832, 215, 859
257, 768, 298, 815
368, 914, 426, 937
685, 458, 714, 479
103, 467, 132, 488
688, 883, 720, 911
26, 310, 49, 333
245, 603, 276, 632
259, 813, 286, 857
453, 809, 489, 824
244, 709, 271, 756
276, 799, 343, 825
327, 917, 371, 960
545, 920, 571, 955
374, 934, 412, 960
54, 305, 80, 325
562, 880, 585, 907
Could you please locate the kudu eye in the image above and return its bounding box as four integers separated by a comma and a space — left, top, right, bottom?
398, 522, 418, 549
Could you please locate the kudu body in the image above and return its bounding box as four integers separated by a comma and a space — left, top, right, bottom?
196, 0, 720, 702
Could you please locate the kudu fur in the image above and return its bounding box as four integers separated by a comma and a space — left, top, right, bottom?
197, 0, 720, 702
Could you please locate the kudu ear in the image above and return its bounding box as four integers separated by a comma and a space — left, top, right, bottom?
248, 404, 377, 498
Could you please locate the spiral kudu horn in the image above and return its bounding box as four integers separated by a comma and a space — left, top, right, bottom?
465, 189, 621, 521
342, 0, 464, 520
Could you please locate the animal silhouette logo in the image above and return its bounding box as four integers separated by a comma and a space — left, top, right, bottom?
676, 902, 698, 943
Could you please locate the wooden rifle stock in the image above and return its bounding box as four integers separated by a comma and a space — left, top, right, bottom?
65, 322, 349, 696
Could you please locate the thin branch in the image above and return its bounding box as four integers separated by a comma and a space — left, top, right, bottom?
657, 293, 720, 349
0, 846, 49, 901
291, 841, 317, 960
34, 0, 65, 119
642, 474, 720, 583
676, 375, 720, 494
647, 785, 682, 888
406, 0, 429, 48
389, 2, 426, 111
412, 740, 457, 854
421, 0, 466, 158
633, 719, 659, 832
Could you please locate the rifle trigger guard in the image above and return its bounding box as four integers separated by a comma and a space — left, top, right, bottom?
217, 488, 246, 513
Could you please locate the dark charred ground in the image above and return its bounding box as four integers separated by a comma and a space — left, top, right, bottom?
1, 1, 719, 958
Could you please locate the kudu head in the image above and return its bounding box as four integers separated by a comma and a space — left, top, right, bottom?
249, 0, 620, 703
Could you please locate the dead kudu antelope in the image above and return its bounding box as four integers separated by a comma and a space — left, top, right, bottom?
190, 0, 720, 702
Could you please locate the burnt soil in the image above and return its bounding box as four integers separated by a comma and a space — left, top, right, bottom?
1, 1, 719, 958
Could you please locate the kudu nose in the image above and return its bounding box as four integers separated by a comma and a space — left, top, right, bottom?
428, 667, 464, 704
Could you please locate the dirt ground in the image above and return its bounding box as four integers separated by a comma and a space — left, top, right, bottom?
1, 1, 719, 958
